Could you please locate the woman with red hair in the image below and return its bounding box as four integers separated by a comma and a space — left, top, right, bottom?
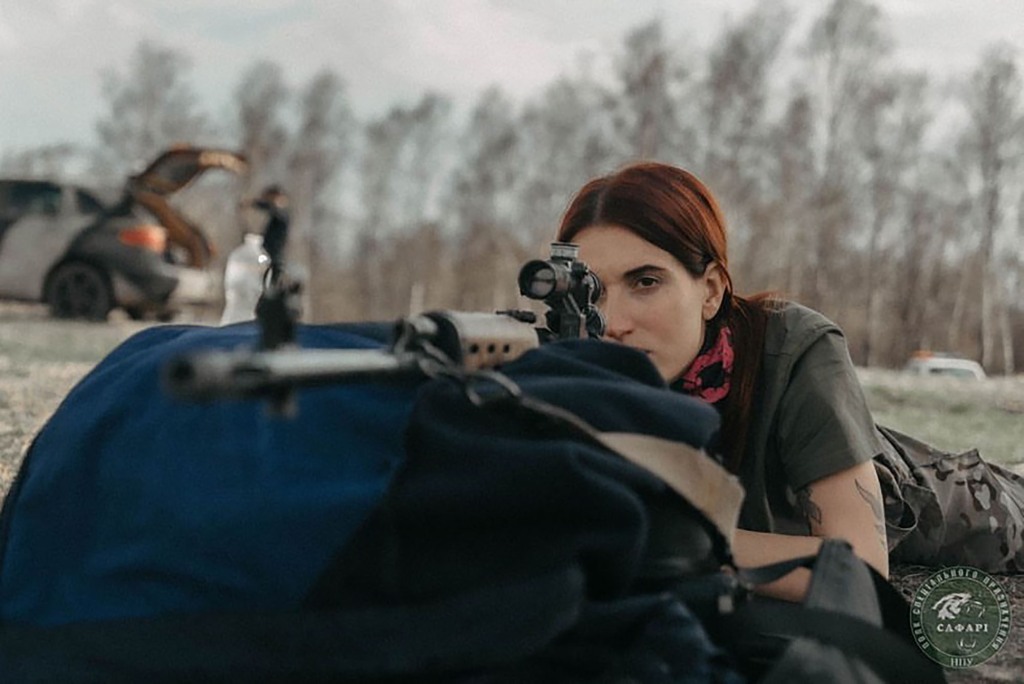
558, 161, 1023, 601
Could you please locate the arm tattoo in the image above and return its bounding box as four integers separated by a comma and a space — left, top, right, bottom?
796, 485, 823, 528
856, 478, 889, 553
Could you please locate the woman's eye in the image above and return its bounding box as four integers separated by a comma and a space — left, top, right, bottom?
633, 275, 659, 289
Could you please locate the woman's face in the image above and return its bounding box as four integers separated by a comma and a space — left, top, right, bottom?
573, 224, 725, 382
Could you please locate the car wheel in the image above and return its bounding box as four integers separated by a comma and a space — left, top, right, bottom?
45, 262, 114, 321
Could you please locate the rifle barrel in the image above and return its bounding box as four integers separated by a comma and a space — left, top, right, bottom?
163, 348, 419, 401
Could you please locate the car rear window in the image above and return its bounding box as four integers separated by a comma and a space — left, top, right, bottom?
75, 189, 105, 215
0, 180, 63, 218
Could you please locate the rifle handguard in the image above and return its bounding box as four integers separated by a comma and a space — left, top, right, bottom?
404, 311, 540, 371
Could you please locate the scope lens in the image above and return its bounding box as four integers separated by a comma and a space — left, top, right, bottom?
519, 262, 557, 299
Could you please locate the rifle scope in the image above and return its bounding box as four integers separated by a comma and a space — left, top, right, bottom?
517, 242, 605, 340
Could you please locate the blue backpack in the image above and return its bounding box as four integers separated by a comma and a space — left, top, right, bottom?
0, 321, 942, 683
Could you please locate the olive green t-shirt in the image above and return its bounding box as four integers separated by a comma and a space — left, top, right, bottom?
737, 301, 885, 535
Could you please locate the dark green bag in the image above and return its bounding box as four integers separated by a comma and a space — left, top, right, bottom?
875, 426, 1024, 573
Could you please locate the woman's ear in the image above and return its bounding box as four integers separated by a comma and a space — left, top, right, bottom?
702, 263, 727, 321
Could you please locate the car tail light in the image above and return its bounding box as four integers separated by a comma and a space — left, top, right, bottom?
118, 224, 167, 253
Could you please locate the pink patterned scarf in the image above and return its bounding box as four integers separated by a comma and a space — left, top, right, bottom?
675, 325, 734, 405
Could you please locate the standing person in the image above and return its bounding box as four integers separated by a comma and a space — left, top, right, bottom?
556, 161, 1024, 601
253, 184, 290, 275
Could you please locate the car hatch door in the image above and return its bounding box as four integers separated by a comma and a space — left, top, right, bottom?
129, 147, 248, 268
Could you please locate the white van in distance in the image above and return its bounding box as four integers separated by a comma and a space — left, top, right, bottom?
904, 351, 987, 381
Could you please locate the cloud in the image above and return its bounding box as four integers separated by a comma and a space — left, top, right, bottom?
851, 0, 1023, 77
0, 2, 20, 53
205, 0, 589, 113
53, 0, 98, 22
395, 0, 573, 94
0, 0, 160, 151
2, 0, 1022, 154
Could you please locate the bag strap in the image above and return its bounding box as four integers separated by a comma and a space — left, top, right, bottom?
449, 369, 743, 555
495, 392, 743, 555
725, 603, 945, 684
594, 431, 744, 551
721, 540, 945, 684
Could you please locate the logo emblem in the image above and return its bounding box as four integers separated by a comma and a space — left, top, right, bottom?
910, 566, 1011, 669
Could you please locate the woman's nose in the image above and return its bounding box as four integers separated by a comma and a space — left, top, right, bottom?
600, 294, 632, 342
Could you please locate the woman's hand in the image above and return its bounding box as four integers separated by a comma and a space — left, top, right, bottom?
732, 460, 889, 602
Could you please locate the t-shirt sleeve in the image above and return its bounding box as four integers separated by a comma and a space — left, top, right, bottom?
774, 330, 883, 491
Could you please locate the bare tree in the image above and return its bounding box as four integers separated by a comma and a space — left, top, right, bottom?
234, 61, 290, 199
359, 93, 452, 237
395, 94, 453, 230
516, 74, 622, 249
92, 42, 209, 180
763, 89, 817, 299
886, 92, 960, 364
287, 69, 355, 321
360, 110, 413, 238
353, 93, 454, 318
701, 1, 793, 286
802, 0, 892, 324
448, 87, 521, 229
958, 44, 1023, 373
445, 87, 526, 311
613, 21, 691, 161
852, 72, 933, 366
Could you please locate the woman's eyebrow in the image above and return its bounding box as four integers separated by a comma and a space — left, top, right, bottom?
622, 264, 669, 279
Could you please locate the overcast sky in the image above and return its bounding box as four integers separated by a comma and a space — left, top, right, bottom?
1, 0, 1022, 155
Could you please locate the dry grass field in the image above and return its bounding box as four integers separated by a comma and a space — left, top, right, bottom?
0, 302, 158, 491
859, 367, 1024, 471
0, 300, 1021, 681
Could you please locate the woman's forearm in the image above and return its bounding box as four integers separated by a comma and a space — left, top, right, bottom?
731, 461, 890, 602
732, 528, 823, 602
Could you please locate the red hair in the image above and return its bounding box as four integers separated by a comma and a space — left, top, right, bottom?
557, 162, 768, 472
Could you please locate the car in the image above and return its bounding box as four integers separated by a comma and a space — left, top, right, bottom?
0, 146, 247, 321
903, 351, 987, 380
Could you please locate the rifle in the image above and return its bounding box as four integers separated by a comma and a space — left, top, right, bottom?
163, 242, 605, 415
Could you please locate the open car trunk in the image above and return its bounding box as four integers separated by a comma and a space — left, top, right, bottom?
129, 147, 248, 269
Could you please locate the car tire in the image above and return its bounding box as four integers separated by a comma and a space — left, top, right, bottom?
45, 262, 114, 321
124, 306, 148, 321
